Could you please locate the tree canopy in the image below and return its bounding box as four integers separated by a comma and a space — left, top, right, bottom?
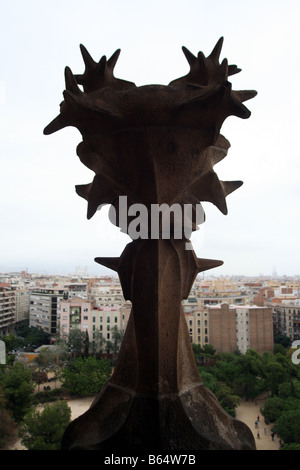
60, 356, 112, 396
1, 362, 34, 422
19, 400, 71, 450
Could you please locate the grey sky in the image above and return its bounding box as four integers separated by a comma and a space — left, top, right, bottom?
0, 0, 299, 277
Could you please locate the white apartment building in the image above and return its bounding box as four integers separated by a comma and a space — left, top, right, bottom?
30, 288, 67, 336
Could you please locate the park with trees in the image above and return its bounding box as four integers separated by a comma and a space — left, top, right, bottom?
0, 326, 300, 450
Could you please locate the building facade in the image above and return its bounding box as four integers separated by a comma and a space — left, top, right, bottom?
60, 297, 94, 339
184, 303, 273, 354
0, 284, 16, 336
272, 302, 300, 341
30, 288, 67, 336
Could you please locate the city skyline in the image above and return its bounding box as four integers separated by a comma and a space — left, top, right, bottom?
0, 0, 299, 277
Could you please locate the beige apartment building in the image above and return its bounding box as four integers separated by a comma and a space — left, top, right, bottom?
0, 284, 16, 336
184, 304, 273, 354
15, 288, 30, 325
0, 284, 30, 336
60, 296, 131, 354
60, 297, 94, 339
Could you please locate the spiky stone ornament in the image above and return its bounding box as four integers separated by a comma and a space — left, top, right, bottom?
45, 38, 257, 450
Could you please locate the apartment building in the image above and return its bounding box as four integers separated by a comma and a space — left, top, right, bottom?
60, 297, 94, 339
91, 303, 131, 352
196, 289, 250, 309
59, 295, 131, 354
63, 282, 87, 299
242, 306, 273, 354
208, 304, 237, 352
30, 287, 67, 336
88, 278, 124, 307
185, 310, 209, 345
0, 282, 30, 336
15, 288, 30, 325
185, 304, 273, 354
272, 302, 300, 341
0, 284, 16, 336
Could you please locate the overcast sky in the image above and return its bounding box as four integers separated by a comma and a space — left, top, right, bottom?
0, 0, 299, 278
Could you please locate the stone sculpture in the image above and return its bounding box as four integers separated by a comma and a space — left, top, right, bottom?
44, 37, 257, 450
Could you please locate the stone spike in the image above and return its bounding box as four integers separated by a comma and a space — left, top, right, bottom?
197, 257, 223, 273
96, 55, 107, 75
107, 49, 121, 71
230, 97, 252, 119
75, 183, 91, 201
63, 90, 79, 106
228, 64, 241, 76
220, 58, 228, 81
79, 44, 96, 70
234, 90, 258, 102
209, 37, 224, 62
221, 180, 243, 196
182, 46, 197, 66
94, 257, 120, 272
43, 114, 66, 135
64, 67, 82, 95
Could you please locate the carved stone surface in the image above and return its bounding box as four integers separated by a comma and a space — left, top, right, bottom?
44, 38, 257, 450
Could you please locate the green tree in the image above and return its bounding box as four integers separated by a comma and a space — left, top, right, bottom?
273, 409, 300, 444
32, 370, 48, 391
61, 356, 112, 396
2, 363, 34, 422
198, 369, 219, 395
215, 383, 240, 417
0, 388, 16, 449
274, 334, 292, 349
19, 400, 71, 450
273, 343, 286, 356
68, 329, 87, 359
260, 396, 286, 423
90, 328, 107, 356
202, 344, 216, 357
16, 325, 50, 349
2, 334, 17, 352
281, 443, 300, 450
84, 330, 89, 357
106, 326, 124, 363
